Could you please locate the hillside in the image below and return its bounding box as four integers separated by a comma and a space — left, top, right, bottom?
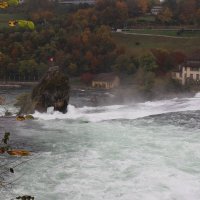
0, 13, 26, 28
113, 32, 200, 54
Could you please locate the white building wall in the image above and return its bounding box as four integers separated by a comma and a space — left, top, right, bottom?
173, 66, 200, 85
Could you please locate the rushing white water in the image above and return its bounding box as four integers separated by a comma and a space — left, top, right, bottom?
33, 94, 200, 122
0, 104, 19, 117
1, 92, 200, 200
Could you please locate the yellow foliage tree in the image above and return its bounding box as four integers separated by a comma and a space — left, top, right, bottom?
158, 7, 173, 23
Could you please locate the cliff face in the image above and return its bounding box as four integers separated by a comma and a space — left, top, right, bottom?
18, 66, 70, 114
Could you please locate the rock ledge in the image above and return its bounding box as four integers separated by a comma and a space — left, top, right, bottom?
17, 66, 70, 114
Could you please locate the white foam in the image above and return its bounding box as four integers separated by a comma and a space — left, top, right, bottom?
32, 94, 200, 122
194, 92, 200, 98
0, 105, 19, 117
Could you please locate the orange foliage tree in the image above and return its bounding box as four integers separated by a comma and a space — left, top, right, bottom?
136, 0, 149, 14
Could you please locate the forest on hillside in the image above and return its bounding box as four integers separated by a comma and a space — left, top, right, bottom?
0, 0, 199, 85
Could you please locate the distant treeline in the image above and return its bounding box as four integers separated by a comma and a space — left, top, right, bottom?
0, 0, 199, 82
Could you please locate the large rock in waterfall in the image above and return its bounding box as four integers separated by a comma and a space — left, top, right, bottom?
17, 66, 70, 114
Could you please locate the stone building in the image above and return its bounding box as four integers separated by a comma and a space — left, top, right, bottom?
92, 73, 120, 89
172, 55, 200, 85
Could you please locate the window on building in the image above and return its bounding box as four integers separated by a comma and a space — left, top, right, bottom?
190, 74, 193, 79
197, 74, 199, 80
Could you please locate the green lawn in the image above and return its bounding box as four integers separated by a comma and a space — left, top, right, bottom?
123, 29, 200, 37
136, 16, 156, 23
0, 13, 26, 28
113, 32, 200, 54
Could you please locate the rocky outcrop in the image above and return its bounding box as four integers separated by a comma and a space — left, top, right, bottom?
17, 66, 70, 114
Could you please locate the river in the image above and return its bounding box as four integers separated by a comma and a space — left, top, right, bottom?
0, 88, 200, 200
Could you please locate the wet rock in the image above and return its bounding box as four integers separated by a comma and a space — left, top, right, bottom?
16, 115, 26, 121
5, 110, 12, 116
25, 115, 34, 120
17, 66, 70, 114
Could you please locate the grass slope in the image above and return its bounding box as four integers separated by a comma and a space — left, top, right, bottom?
124, 29, 200, 37
113, 32, 200, 54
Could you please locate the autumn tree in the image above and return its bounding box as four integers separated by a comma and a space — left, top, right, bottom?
70, 8, 97, 32
162, 0, 200, 24
81, 72, 94, 85
9, 42, 24, 61
115, 0, 128, 26
25, 0, 53, 12
179, 0, 198, 24
126, 0, 138, 16
170, 51, 186, 66
30, 10, 55, 23
112, 54, 137, 74
157, 7, 173, 23
151, 49, 186, 75
196, 8, 200, 25
136, 0, 149, 14
138, 53, 158, 72
95, 0, 128, 27
18, 59, 38, 80
0, 52, 10, 81
162, 0, 178, 12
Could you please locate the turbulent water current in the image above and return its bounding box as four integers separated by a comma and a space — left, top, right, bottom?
1, 89, 200, 200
